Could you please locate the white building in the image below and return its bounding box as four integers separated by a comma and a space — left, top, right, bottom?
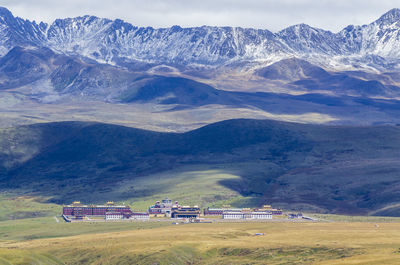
105, 212, 149, 221
129, 213, 150, 220
222, 211, 272, 220
250, 212, 272, 219
222, 211, 244, 219
148, 197, 178, 217
105, 212, 123, 220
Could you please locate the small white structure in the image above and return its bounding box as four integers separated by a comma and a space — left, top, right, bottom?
105, 212, 123, 220
129, 213, 150, 220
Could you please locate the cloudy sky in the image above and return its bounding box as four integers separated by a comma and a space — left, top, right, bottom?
1, 0, 399, 32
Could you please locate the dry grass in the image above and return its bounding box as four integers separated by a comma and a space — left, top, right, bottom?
1, 222, 400, 264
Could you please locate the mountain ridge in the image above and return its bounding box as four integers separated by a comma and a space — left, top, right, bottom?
1, 7, 400, 70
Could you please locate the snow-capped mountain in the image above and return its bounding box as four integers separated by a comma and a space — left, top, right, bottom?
338, 9, 400, 58
1, 7, 400, 70
46, 20, 286, 66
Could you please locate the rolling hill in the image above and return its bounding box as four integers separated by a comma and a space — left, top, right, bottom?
1, 119, 400, 216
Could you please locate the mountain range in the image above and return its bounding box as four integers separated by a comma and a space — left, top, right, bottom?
2, 7, 400, 70
1, 6, 400, 126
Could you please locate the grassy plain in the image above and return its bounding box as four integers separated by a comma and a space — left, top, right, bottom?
2, 188, 400, 264
1, 219, 400, 264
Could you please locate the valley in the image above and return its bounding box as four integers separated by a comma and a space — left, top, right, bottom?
2, 4, 400, 264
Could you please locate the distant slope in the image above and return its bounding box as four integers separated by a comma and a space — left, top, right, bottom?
0, 46, 231, 105
0, 46, 54, 89
255, 58, 330, 81
119, 76, 233, 106
255, 58, 400, 97
1, 119, 400, 216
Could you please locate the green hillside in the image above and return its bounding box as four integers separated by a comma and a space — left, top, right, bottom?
1, 119, 400, 216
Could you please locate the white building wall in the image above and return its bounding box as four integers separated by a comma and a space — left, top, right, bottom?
130, 214, 150, 220
222, 212, 272, 220
250, 213, 272, 219
222, 213, 244, 219
105, 214, 123, 220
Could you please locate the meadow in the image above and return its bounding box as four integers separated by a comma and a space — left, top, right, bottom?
1, 217, 400, 264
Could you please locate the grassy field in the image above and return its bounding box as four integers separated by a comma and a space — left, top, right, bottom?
1, 219, 400, 264
0, 193, 60, 222
114, 166, 254, 210
0, 217, 171, 243
307, 213, 400, 223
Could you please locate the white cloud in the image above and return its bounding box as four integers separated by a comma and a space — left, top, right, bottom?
1, 0, 399, 32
